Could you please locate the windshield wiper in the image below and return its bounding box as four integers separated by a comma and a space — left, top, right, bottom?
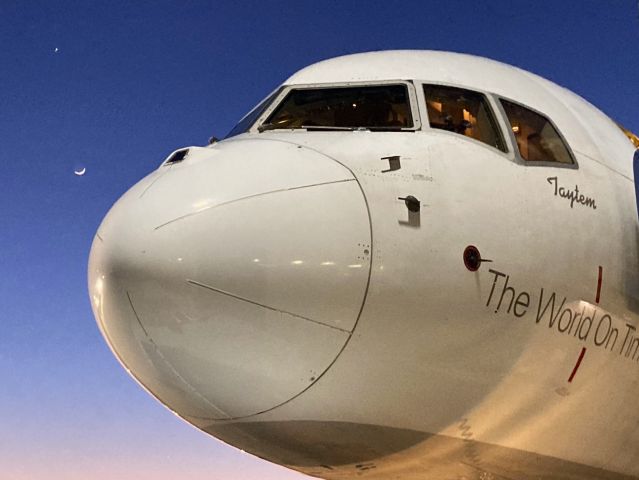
302, 125, 365, 131
257, 122, 287, 132
258, 123, 372, 133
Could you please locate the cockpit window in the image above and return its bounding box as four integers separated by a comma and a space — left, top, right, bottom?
261, 84, 413, 131
423, 84, 506, 152
226, 88, 283, 138
500, 99, 574, 164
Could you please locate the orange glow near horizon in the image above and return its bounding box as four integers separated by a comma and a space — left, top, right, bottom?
618, 124, 639, 148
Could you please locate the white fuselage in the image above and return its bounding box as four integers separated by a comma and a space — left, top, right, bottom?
88, 51, 639, 479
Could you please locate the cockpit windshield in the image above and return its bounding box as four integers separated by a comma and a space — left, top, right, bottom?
261, 84, 413, 131
226, 88, 283, 138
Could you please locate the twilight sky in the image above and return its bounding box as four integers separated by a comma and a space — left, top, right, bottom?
1, 1, 638, 479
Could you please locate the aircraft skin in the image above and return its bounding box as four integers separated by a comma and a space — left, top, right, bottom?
88, 51, 639, 479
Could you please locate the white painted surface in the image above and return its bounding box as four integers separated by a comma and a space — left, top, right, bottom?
89, 51, 639, 479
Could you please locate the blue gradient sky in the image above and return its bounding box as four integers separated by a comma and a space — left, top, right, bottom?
1, 1, 637, 479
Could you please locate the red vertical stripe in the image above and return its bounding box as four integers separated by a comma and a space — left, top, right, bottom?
596, 266, 603, 304
568, 347, 587, 383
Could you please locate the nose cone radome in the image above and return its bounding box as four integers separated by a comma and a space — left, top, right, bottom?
88, 139, 371, 421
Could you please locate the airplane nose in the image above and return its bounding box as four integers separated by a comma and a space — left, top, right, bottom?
88, 139, 371, 421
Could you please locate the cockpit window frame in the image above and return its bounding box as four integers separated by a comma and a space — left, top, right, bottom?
495, 95, 579, 170
249, 80, 422, 134
415, 81, 515, 160
230, 78, 578, 171
225, 87, 287, 139
415, 80, 578, 169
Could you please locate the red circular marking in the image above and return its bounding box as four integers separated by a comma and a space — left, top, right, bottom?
463, 245, 481, 272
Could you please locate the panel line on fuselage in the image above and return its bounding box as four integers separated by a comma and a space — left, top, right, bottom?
154, 178, 356, 231
186, 279, 352, 334
572, 148, 634, 183
125, 291, 231, 418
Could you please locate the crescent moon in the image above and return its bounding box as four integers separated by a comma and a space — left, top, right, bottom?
74, 167, 86, 176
